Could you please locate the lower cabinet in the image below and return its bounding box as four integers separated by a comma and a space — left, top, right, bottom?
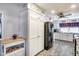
29, 38, 38, 56
29, 36, 44, 56
38, 36, 44, 52
53, 33, 73, 42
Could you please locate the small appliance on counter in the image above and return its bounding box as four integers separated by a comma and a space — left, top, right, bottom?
54, 29, 59, 32
44, 22, 53, 50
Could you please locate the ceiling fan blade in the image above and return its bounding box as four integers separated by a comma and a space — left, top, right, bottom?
59, 15, 64, 18
64, 14, 72, 16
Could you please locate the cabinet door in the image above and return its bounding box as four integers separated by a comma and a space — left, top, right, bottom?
38, 21, 44, 37
29, 38, 38, 56
29, 19, 39, 55
29, 17, 44, 55
37, 21, 44, 52
29, 18, 38, 39
53, 33, 59, 40
67, 34, 73, 41
38, 36, 44, 52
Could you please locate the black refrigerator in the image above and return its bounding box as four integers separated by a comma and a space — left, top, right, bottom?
44, 22, 53, 50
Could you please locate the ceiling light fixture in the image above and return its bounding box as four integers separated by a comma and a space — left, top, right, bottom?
71, 4, 76, 9
51, 10, 55, 14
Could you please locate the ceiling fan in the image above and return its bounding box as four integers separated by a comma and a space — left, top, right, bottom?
57, 12, 72, 18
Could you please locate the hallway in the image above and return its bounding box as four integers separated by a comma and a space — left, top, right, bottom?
37, 40, 74, 56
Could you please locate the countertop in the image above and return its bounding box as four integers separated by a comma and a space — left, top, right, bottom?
54, 32, 79, 34
0, 36, 24, 44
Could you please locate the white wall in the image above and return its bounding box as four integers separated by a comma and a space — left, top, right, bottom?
0, 3, 27, 38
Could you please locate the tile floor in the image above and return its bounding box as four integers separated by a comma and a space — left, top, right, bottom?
37, 40, 75, 56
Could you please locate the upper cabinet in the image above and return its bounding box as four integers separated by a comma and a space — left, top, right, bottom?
28, 4, 43, 15
27, 3, 49, 22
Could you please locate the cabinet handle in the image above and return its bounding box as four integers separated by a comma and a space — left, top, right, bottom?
31, 35, 40, 39
32, 36, 38, 39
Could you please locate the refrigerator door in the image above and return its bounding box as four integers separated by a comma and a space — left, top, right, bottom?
44, 22, 53, 50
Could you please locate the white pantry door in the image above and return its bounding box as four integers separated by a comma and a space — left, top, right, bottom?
37, 21, 44, 52
29, 18, 44, 56
29, 17, 39, 56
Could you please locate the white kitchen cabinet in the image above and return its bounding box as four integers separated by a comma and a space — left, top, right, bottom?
26, 4, 45, 56
28, 17, 44, 56
61, 33, 73, 41
61, 33, 68, 41
29, 38, 38, 56
38, 21, 44, 52
53, 33, 73, 42
53, 33, 59, 40
29, 17, 38, 39
28, 4, 43, 15
66, 34, 73, 41
38, 36, 44, 52
29, 20, 44, 55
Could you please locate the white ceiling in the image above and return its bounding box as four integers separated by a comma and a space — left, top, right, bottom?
36, 3, 79, 14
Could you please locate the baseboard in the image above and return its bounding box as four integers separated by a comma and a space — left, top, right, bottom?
35, 49, 45, 56
55, 39, 73, 43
